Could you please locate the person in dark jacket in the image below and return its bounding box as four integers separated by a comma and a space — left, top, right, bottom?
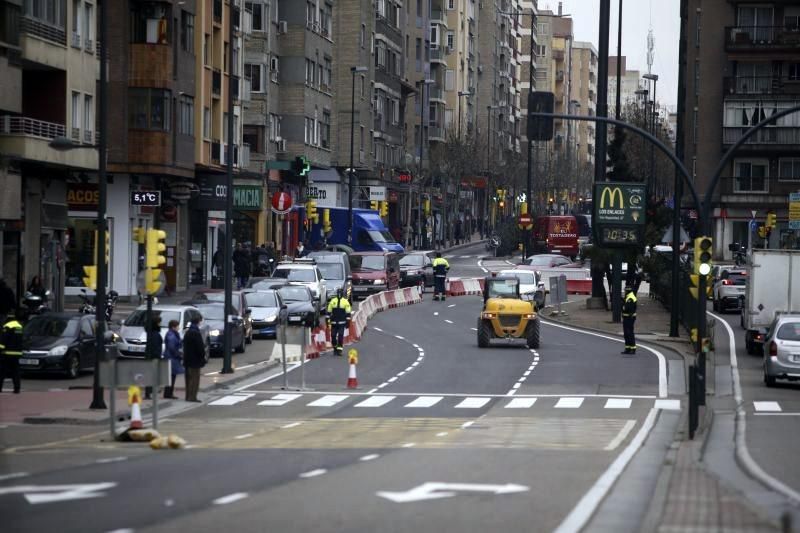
0, 279, 16, 323
144, 316, 163, 400
621, 285, 638, 354
163, 319, 184, 399
233, 243, 251, 289
183, 316, 206, 402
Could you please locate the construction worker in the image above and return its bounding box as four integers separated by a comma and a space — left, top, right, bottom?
326, 288, 352, 356
0, 314, 24, 393
432, 252, 450, 301
621, 285, 637, 354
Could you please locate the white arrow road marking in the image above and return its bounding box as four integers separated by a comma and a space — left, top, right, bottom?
0, 483, 117, 504
377, 482, 530, 503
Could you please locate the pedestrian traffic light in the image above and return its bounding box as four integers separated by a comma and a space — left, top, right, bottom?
145, 229, 167, 269
322, 208, 332, 234
766, 212, 777, 229
93, 230, 110, 265
292, 155, 311, 177
132, 226, 146, 244
379, 201, 389, 217
370, 200, 379, 211
758, 225, 767, 239
693, 236, 713, 276
82, 265, 97, 290
306, 200, 318, 223
144, 268, 162, 296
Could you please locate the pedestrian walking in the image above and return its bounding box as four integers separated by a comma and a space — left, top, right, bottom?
183, 315, 206, 402
233, 243, 251, 289
144, 316, 163, 399
163, 319, 184, 399
0, 314, 23, 393
0, 278, 16, 323
326, 288, 352, 356
432, 252, 450, 301
622, 285, 638, 354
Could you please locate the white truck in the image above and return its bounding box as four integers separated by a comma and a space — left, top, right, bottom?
741, 249, 800, 354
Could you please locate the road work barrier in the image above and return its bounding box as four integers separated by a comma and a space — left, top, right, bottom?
447, 275, 593, 297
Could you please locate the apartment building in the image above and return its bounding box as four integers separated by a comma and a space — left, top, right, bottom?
439, 0, 478, 139
570, 40, 597, 167
0, 0, 99, 307
684, 1, 800, 256
607, 56, 642, 118
544, 8, 572, 154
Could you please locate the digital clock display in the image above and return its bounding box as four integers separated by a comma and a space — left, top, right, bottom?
601, 227, 641, 245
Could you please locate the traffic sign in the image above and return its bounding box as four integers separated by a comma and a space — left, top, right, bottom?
271, 191, 293, 214
517, 213, 533, 230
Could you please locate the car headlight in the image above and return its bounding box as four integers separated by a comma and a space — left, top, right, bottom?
265, 314, 277, 322
209, 329, 221, 337
374, 279, 385, 285
48, 345, 69, 356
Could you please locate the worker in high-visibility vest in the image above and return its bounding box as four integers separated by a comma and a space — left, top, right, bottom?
432, 252, 450, 301
621, 285, 638, 354
0, 315, 24, 393
326, 288, 352, 356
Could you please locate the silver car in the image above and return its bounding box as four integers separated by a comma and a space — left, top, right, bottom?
763, 313, 800, 387
117, 305, 209, 360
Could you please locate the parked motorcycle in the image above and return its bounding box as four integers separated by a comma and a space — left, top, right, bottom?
79, 288, 118, 322
485, 234, 501, 257
21, 290, 51, 321
253, 256, 275, 277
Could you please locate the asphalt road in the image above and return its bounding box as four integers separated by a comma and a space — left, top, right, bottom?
1, 243, 673, 533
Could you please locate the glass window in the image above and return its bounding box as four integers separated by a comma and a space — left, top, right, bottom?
180, 10, 194, 52
130, 1, 170, 44
734, 160, 768, 192
245, 63, 264, 92
777, 322, 800, 341
194, 304, 227, 320
71, 91, 81, 133
246, 2, 264, 31
83, 94, 93, 137
178, 95, 194, 136
273, 267, 316, 282
779, 158, 800, 181
26, 0, 65, 28
245, 291, 278, 308
316, 263, 343, 280
124, 309, 181, 328
83, 2, 93, 45
350, 255, 386, 270
24, 316, 79, 338
128, 88, 171, 131
278, 286, 311, 302
399, 254, 425, 267
80, 317, 94, 336
203, 106, 210, 139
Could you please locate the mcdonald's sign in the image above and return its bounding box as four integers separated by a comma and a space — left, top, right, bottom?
593, 182, 646, 226
599, 187, 625, 209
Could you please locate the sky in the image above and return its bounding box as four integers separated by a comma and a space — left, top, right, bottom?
539, 0, 681, 108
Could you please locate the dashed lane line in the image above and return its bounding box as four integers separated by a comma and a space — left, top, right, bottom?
213, 492, 249, 505
360, 454, 380, 462
299, 469, 327, 479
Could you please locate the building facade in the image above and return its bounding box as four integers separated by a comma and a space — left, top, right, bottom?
570, 40, 597, 168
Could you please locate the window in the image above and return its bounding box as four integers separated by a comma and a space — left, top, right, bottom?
306, 0, 316, 25
246, 1, 265, 31
269, 113, 281, 141
203, 106, 210, 139
360, 125, 365, 151
360, 23, 366, 48
360, 74, 365, 98
789, 63, 800, 82
245, 63, 265, 92
376, 0, 386, 18
71, 91, 81, 133
321, 110, 331, 148
304, 116, 315, 144
127, 88, 171, 131
130, 1, 169, 44
430, 24, 438, 47
734, 160, 769, 192
446, 31, 454, 50
305, 58, 315, 85
178, 95, 194, 136
83, 94, 93, 137
71, 0, 81, 44
203, 33, 210, 65
694, 59, 700, 96
320, 2, 331, 36
83, 2, 93, 47
445, 69, 455, 91
180, 11, 194, 52
26, 0, 66, 28
243, 125, 262, 153
447, 0, 455, 9
779, 158, 800, 181
322, 56, 332, 89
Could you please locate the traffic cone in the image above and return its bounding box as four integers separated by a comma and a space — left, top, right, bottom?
346, 349, 359, 389
128, 385, 144, 430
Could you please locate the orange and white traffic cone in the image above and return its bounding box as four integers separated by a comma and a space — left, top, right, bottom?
346, 349, 359, 389
128, 385, 144, 430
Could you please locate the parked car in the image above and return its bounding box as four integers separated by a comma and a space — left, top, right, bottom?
272, 259, 328, 306
184, 301, 247, 355
350, 251, 401, 298
20, 313, 112, 379
118, 305, 209, 361
521, 253, 574, 268
193, 289, 253, 344
246, 277, 290, 290
277, 285, 319, 328
574, 214, 592, 247
307, 251, 353, 301
763, 313, 800, 387
399, 251, 435, 288
502, 269, 546, 309
244, 289, 286, 339
712, 267, 747, 313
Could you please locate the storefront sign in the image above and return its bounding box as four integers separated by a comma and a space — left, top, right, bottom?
271, 191, 293, 214
195, 176, 227, 210
398, 173, 413, 184
305, 183, 338, 208
369, 186, 387, 201
234, 186, 262, 210
67, 184, 99, 210
130, 190, 162, 206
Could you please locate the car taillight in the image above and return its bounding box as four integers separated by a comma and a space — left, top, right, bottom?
769, 341, 778, 357
722, 279, 732, 286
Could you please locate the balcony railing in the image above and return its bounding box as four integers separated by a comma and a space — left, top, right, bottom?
71, 127, 80, 142
213, 0, 223, 23
84, 38, 93, 53
71, 31, 81, 48
431, 9, 446, 26
83, 129, 93, 143
429, 86, 444, 101
723, 126, 800, 145
724, 76, 800, 96
429, 126, 445, 141
0, 116, 66, 140
21, 16, 66, 46
212, 69, 221, 97
726, 26, 800, 49
430, 47, 446, 63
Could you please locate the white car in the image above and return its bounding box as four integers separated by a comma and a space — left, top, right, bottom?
501, 269, 546, 310
272, 261, 327, 306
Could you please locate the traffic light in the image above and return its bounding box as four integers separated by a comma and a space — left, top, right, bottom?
292, 155, 311, 177
370, 200, 379, 211
322, 209, 332, 234
423, 197, 430, 216
379, 201, 389, 217
766, 212, 777, 230
758, 225, 766, 239
132, 226, 146, 244
693, 236, 713, 276
92, 230, 110, 265
144, 268, 162, 296
145, 228, 167, 295
520, 201, 528, 215
688, 274, 712, 300
82, 265, 97, 290
306, 200, 318, 223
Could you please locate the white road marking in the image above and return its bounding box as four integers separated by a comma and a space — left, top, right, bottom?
0, 483, 118, 504
208, 393, 254, 406
444, 319, 454, 324
470, 327, 478, 331
388, 377, 398, 383
281, 422, 303, 429
367, 388, 378, 394
373, 327, 383, 332
307, 395, 349, 407
0, 472, 29, 481
477, 259, 488, 273
164, 499, 175, 507
455, 397, 491, 409
395, 335, 405, 340
654, 399, 680, 411
434, 312, 439, 316
299, 469, 327, 478
405, 396, 443, 408
377, 482, 529, 503
555, 397, 584, 409
402, 442, 416, 448
448, 304, 456, 308
436, 432, 449, 437
360, 454, 380, 462
233, 363, 301, 392
512, 383, 522, 390
397, 371, 406, 377
523, 371, 531, 377
404, 366, 413, 372
604, 398, 633, 409
412, 343, 420, 348
411, 361, 420, 366
258, 393, 303, 406
234, 433, 254, 440
107, 529, 134, 533
213, 492, 249, 505
604, 420, 637, 451
543, 319, 669, 398
355, 396, 395, 407
95, 457, 128, 464
753, 401, 782, 412
505, 398, 537, 409
459, 255, 473, 258
461, 421, 475, 429
754, 412, 800, 416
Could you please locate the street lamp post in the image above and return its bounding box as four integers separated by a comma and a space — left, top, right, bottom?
419, 79, 435, 248
643, 73, 659, 195
221, 3, 236, 375
348, 66, 368, 245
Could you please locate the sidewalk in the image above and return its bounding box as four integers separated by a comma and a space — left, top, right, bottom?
546, 294, 779, 531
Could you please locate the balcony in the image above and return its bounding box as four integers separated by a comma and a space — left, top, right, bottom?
723, 126, 800, 147
430, 46, 447, 65
0, 116, 65, 139
429, 86, 445, 103
552, 49, 565, 61
430, 9, 447, 28
212, 69, 222, 98
429, 126, 445, 142
213, 0, 223, 23
374, 113, 386, 131
724, 76, 800, 97
21, 16, 66, 46
0, 116, 97, 168
725, 26, 800, 53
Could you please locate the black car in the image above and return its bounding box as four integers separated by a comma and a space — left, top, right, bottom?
399, 251, 434, 288
20, 313, 112, 378
183, 301, 247, 355
277, 285, 319, 328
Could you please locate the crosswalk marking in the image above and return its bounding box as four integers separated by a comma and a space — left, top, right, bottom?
258, 393, 302, 407
455, 397, 491, 409
355, 396, 396, 408
209, 394, 254, 406
504, 398, 537, 409
307, 395, 349, 407
654, 399, 681, 411
753, 401, 782, 412
405, 396, 443, 408
604, 398, 632, 409
555, 397, 584, 409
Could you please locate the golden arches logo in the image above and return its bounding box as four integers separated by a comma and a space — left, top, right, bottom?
599, 187, 625, 209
